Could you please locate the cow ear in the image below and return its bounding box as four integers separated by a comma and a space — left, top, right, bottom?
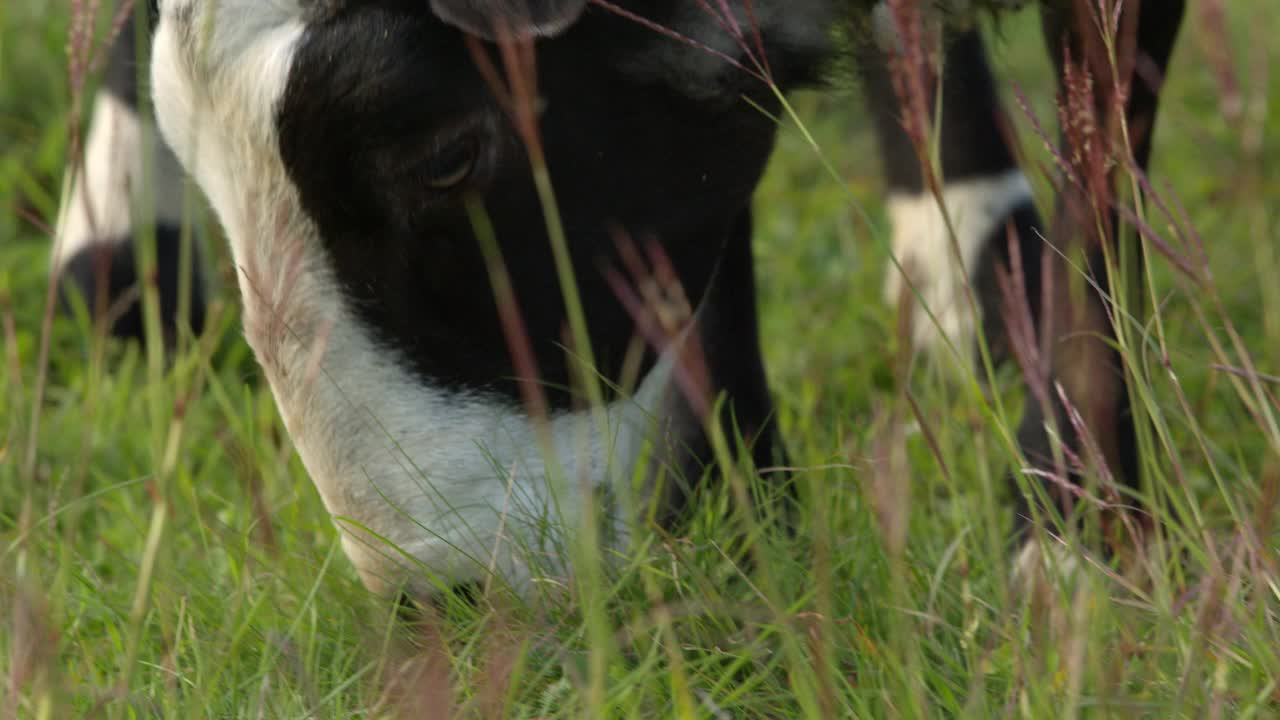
430, 0, 589, 40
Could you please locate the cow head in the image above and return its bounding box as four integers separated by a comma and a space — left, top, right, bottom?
150, 0, 829, 597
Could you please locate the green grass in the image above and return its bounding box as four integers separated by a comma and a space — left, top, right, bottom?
3, 2, 1280, 718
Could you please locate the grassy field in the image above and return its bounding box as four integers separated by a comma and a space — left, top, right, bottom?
3, 2, 1279, 718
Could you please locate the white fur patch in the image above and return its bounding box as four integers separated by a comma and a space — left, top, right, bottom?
52, 92, 187, 271
883, 170, 1033, 354
1012, 536, 1081, 591
152, 0, 684, 596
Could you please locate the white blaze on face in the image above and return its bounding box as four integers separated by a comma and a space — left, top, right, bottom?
151, 0, 676, 596
883, 169, 1033, 355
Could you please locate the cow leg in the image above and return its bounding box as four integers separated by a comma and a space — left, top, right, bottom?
859, 25, 1043, 363
1014, 0, 1185, 547
52, 17, 205, 342
647, 209, 787, 526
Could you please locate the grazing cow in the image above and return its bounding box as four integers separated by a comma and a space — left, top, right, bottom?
61, 0, 1183, 597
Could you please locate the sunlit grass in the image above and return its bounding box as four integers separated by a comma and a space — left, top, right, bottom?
3, 2, 1279, 718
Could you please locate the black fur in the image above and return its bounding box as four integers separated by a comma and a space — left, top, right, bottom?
276, 1, 825, 416
60, 225, 206, 341
103, 17, 142, 108
858, 28, 1023, 191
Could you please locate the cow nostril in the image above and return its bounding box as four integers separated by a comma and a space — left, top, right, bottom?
443, 581, 483, 609
396, 581, 484, 623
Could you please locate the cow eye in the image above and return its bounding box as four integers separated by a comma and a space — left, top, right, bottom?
425, 135, 477, 189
